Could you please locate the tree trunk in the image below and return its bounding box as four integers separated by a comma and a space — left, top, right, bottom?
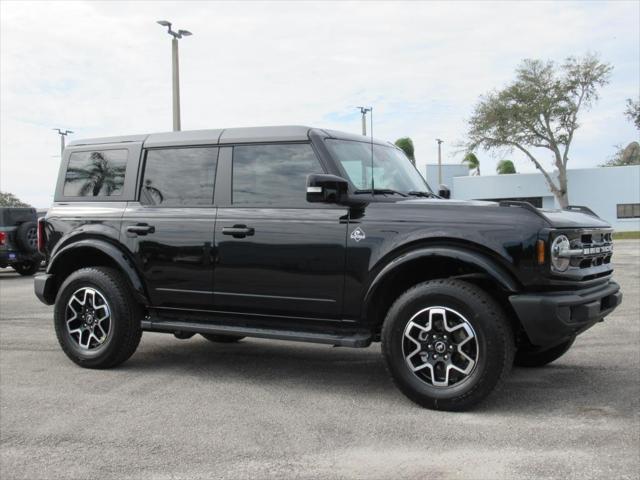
554, 167, 569, 209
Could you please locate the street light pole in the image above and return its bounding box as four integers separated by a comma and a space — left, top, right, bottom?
357, 106, 371, 136
53, 129, 73, 157
157, 20, 192, 132
436, 138, 443, 185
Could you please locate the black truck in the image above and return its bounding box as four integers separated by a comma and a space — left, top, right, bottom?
1, 207, 42, 275
34, 126, 622, 410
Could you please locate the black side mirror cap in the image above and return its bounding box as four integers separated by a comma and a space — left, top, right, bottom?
438, 184, 451, 199
306, 174, 349, 204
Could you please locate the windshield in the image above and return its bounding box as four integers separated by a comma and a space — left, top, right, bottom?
325, 139, 432, 194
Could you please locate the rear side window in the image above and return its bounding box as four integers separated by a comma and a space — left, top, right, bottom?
140, 147, 218, 206
232, 144, 322, 205
63, 149, 128, 197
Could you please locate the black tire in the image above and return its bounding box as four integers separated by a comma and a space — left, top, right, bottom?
16, 221, 38, 253
12, 261, 39, 276
201, 333, 245, 343
381, 279, 515, 411
53, 267, 143, 369
514, 337, 575, 368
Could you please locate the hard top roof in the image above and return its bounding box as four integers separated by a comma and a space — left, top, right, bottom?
66, 125, 393, 148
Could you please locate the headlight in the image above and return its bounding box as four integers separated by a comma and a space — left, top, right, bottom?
551, 235, 570, 272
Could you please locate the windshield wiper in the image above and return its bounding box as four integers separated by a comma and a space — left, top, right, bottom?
354, 188, 408, 197
407, 191, 438, 198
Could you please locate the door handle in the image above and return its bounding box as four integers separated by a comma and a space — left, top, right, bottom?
222, 225, 255, 238
126, 223, 155, 236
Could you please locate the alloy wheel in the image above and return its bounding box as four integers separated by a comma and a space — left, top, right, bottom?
65, 287, 112, 350
402, 306, 479, 387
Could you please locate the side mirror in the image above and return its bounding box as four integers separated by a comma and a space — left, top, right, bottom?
438, 184, 451, 199
306, 174, 349, 204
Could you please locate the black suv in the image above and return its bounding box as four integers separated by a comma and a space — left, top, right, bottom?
34, 126, 622, 410
1, 207, 42, 275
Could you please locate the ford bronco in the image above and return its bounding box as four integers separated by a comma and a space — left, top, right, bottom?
34, 126, 622, 410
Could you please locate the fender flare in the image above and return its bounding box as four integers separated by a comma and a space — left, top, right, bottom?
47, 238, 148, 304
363, 246, 520, 318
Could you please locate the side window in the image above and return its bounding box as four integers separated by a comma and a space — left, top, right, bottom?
232, 144, 323, 205
63, 149, 128, 197
140, 147, 218, 206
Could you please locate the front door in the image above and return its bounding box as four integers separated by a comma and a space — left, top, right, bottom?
213, 143, 348, 319
121, 146, 219, 310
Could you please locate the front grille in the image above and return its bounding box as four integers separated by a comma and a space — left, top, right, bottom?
554, 228, 614, 282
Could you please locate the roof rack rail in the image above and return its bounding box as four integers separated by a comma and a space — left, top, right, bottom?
564, 205, 600, 218
498, 200, 547, 219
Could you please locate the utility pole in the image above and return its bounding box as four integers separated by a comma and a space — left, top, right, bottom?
356, 106, 371, 136
157, 20, 192, 132
436, 138, 443, 185
53, 129, 73, 157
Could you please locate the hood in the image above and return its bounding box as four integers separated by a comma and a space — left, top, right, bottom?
392, 198, 611, 229
537, 208, 611, 229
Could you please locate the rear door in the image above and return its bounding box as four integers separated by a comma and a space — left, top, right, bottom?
121, 146, 219, 310
213, 143, 348, 319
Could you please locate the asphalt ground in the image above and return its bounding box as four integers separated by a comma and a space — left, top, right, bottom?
1, 241, 638, 480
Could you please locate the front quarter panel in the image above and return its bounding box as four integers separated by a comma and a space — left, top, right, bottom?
342, 201, 547, 319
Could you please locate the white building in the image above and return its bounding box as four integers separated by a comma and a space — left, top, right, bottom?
425, 164, 640, 232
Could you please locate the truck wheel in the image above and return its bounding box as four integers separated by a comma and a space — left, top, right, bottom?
16, 221, 38, 253
12, 260, 39, 276
381, 279, 514, 411
53, 267, 142, 369
201, 333, 245, 343
514, 337, 575, 368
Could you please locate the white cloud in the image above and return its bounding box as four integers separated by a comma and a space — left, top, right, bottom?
1, 0, 638, 206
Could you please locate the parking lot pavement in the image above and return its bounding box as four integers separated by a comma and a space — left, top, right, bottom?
0, 241, 638, 480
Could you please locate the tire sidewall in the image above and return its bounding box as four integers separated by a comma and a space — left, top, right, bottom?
54, 270, 128, 365
383, 281, 510, 407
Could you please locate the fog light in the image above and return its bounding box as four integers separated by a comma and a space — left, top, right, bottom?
551, 235, 570, 272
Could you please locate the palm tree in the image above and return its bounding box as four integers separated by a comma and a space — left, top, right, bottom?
462, 152, 480, 175
65, 152, 126, 196
496, 159, 516, 174
394, 137, 416, 165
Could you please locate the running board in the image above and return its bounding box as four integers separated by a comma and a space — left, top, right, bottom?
141, 319, 372, 348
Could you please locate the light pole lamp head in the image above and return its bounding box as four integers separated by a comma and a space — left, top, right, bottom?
436, 138, 443, 145
157, 20, 171, 27
178, 29, 192, 38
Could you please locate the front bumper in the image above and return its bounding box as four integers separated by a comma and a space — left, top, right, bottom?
34, 273, 56, 305
509, 280, 622, 347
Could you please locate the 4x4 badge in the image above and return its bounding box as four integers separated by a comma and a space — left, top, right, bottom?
350, 227, 366, 242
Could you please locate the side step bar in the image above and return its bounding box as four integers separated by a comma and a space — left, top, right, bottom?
141, 319, 373, 348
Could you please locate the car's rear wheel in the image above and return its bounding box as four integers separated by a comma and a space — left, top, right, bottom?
382, 279, 514, 411
53, 267, 142, 369
514, 337, 575, 367
12, 260, 39, 276
201, 333, 245, 343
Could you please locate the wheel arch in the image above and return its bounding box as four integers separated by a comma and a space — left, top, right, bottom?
46, 239, 148, 305
363, 245, 521, 336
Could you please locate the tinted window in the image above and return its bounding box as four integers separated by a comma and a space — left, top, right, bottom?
232, 144, 322, 205
63, 149, 128, 197
141, 147, 218, 206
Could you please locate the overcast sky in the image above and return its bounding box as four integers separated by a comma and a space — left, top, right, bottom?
1, 0, 638, 208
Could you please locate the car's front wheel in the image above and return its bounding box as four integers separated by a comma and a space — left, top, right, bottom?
53, 267, 142, 369
12, 260, 39, 276
382, 279, 514, 411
